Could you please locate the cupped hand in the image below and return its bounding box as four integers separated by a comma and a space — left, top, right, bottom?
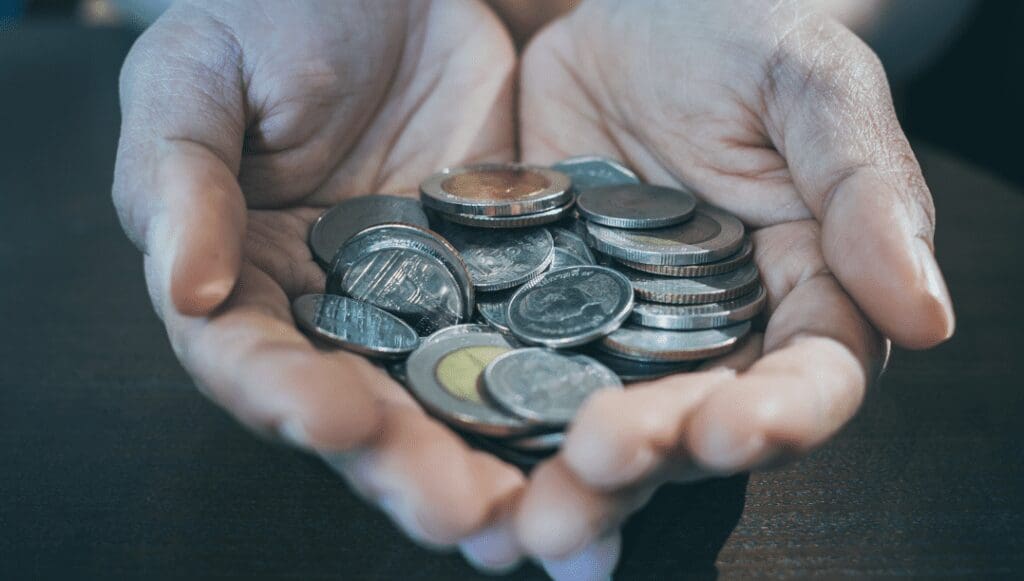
113, 0, 528, 571
513, 0, 955, 573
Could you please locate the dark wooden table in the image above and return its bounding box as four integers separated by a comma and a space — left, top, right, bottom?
1, 25, 1022, 580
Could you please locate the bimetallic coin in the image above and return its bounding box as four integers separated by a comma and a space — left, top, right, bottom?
404, 333, 537, 437
484, 348, 622, 426
507, 266, 634, 348
327, 224, 474, 334
476, 288, 517, 333
422, 324, 495, 347
586, 350, 697, 383
617, 238, 753, 277
308, 195, 429, 268
627, 263, 761, 305
549, 226, 596, 265
551, 156, 640, 190
436, 223, 554, 292
550, 247, 590, 270
420, 163, 572, 217
585, 205, 745, 266
439, 201, 574, 229
598, 322, 751, 362
577, 184, 697, 229
630, 285, 766, 330
292, 294, 419, 359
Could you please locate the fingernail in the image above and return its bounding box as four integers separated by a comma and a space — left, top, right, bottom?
460, 522, 522, 574
541, 531, 621, 581
913, 238, 955, 340
194, 277, 235, 308
698, 422, 765, 473
278, 418, 310, 448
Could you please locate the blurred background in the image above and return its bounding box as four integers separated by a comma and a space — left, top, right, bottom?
2, 0, 1022, 187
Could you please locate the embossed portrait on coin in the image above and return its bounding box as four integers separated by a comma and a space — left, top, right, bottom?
519, 276, 616, 328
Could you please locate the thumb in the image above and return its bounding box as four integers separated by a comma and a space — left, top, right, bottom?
113, 5, 247, 317
764, 16, 954, 349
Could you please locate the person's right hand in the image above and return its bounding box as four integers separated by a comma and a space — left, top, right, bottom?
113, 0, 528, 571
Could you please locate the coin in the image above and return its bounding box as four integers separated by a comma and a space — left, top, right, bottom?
308, 195, 429, 268
627, 262, 761, 305
576, 184, 697, 229
420, 163, 572, 217
598, 322, 751, 362
616, 238, 753, 277
292, 294, 419, 359
404, 333, 538, 437
630, 285, 766, 330
502, 431, 565, 452
476, 287, 516, 333
549, 226, 596, 265
585, 205, 745, 265
438, 200, 574, 228
507, 266, 634, 348
550, 247, 590, 270
436, 223, 554, 292
422, 323, 495, 346
327, 224, 473, 335
551, 156, 640, 189
484, 348, 622, 426
585, 350, 697, 383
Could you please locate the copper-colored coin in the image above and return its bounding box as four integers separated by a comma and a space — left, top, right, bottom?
420, 163, 572, 217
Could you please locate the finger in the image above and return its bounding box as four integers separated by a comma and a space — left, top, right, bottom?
762, 14, 954, 349
515, 458, 643, 564
540, 531, 622, 581
458, 518, 524, 575
158, 261, 383, 451
324, 406, 525, 547
113, 7, 247, 316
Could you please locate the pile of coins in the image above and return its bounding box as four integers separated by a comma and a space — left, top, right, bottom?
294, 157, 764, 465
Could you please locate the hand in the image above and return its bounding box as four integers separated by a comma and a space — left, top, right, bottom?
112, 0, 528, 571
512, 0, 955, 574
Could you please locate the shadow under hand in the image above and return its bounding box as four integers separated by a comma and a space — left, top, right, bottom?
616, 475, 750, 580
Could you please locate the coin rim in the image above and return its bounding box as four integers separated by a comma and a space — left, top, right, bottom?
292, 294, 420, 359
576, 184, 697, 230
420, 163, 572, 217
506, 265, 636, 348
551, 155, 641, 188
585, 205, 745, 266
597, 322, 752, 362
308, 195, 429, 268
439, 199, 575, 228
627, 262, 762, 305
629, 285, 767, 330
438, 225, 556, 292
616, 238, 753, 277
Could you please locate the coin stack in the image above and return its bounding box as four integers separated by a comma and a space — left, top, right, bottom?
294, 157, 764, 465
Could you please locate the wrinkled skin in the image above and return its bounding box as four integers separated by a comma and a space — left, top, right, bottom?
113, 1, 954, 579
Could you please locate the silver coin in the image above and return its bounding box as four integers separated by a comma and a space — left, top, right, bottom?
420, 163, 572, 217
476, 288, 517, 333
598, 322, 751, 362
507, 266, 634, 348
627, 263, 761, 305
404, 332, 537, 437
308, 195, 429, 267
630, 285, 766, 330
292, 294, 419, 359
549, 226, 596, 265
550, 247, 590, 270
616, 238, 753, 277
585, 205, 745, 266
436, 223, 554, 292
328, 225, 473, 335
422, 324, 495, 347
577, 184, 697, 229
585, 350, 697, 383
484, 348, 623, 426
439, 200, 574, 228
551, 156, 640, 190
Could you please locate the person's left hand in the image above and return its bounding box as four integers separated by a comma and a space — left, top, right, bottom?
510, 1, 955, 576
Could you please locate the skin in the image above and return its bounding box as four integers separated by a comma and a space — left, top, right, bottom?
113, 0, 954, 579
